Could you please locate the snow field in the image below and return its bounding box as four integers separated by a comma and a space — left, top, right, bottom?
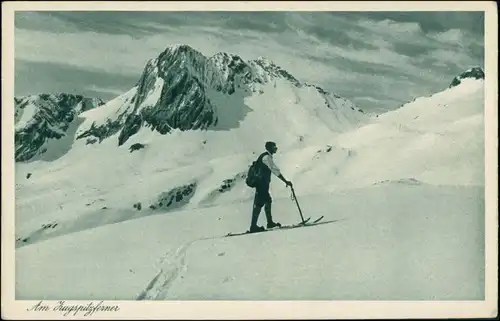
14, 75, 486, 301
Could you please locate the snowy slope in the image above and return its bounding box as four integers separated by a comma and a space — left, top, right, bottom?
16, 184, 484, 301
13, 56, 486, 302
331, 78, 485, 188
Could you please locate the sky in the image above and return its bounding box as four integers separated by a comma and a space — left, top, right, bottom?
14, 10, 484, 113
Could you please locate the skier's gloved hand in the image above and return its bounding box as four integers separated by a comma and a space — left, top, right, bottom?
285, 180, 293, 187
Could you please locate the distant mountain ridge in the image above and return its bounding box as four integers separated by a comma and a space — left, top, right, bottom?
15, 45, 483, 163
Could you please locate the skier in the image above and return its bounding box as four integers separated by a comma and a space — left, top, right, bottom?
249, 141, 293, 233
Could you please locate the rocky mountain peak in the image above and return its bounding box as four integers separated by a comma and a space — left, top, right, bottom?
155, 44, 207, 77
449, 67, 485, 88
75, 44, 365, 149
209, 52, 248, 74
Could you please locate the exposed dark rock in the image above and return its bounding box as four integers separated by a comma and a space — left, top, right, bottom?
85, 137, 98, 145
449, 67, 484, 88
76, 118, 123, 143
15, 93, 105, 162
129, 143, 146, 152
150, 183, 197, 211
305, 83, 328, 95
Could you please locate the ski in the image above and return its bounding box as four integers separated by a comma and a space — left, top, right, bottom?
312, 215, 324, 224
225, 216, 325, 238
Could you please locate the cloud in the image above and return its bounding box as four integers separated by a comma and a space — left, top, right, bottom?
423, 48, 481, 70
15, 60, 138, 100
14, 11, 81, 33
282, 21, 414, 71
429, 28, 464, 44
358, 18, 422, 37
84, 85, 126, 97
15, 27, 217, 77
15, 15, 352, 94
13, 11, 485, 113
350, 11, 485, 35
352, 97, 399, 114
341, 17, 483, 86
14, 12, 289, 77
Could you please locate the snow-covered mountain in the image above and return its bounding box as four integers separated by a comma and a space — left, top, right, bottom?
13, 47, 486, 304
75, 44, 367, 148
14, 93, 105, 162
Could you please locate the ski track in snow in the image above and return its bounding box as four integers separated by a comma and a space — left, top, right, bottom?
136, 236, 214, 300
136, 241, 191, 300
136, 218, 345, 300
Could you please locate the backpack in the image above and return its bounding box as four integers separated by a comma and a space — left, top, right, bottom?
245, 154, 266, 188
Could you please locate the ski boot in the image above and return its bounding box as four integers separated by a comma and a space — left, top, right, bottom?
249, 225, 265, 233
267, 221, 282, 229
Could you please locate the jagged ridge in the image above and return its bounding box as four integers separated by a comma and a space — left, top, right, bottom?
15, 93, 105, 162
77, 44, 363, 146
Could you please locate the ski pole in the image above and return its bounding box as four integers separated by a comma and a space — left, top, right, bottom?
290, 186, 306, 224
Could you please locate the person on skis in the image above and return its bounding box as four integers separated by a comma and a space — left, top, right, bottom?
249, 141, 293, 233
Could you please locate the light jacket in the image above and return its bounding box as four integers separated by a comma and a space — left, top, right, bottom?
262, 152, 282, 177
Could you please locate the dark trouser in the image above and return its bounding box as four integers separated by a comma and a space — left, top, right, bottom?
251, 184, 274, 228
